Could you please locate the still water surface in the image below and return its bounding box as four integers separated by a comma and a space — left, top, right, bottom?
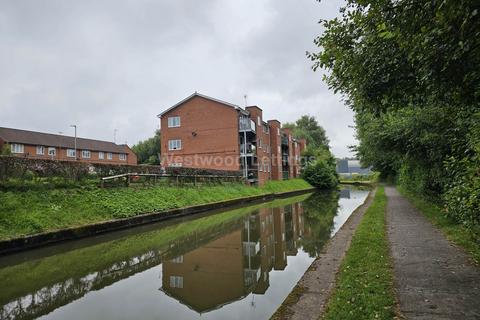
0, 187, 369, 320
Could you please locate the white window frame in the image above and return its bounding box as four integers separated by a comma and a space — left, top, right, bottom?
258, 139, 262, 149
82, 150, 91, 159
168, 139, 182, 151
98, 152, 104, 160
169, 276, 183, 288
171, 256, 184, 263
11, 144, 24, 154
257, 116, 261, 126
36, 146, 45, 155
119, 153, 127, 161
107, 152, 113, 160
277, 128, 280, 136
48, 147, 56, 156
67, 149, 76, 158
168, 116, 181, 128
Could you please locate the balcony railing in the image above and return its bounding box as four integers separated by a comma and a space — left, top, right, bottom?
281, 135, 289, 145
239, 118, 256, 132
240, 143, 256, 155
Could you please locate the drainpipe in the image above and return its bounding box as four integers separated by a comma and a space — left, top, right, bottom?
243, 130, 248, 179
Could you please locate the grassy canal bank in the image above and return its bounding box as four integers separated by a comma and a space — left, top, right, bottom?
0, 179, 312, 240
322, 186, 397, 320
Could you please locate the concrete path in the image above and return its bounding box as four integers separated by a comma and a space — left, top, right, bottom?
385, 186, 480, 319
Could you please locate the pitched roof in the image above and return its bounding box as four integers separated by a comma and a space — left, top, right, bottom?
157, 92, 240, 117
0, 127, 131, 153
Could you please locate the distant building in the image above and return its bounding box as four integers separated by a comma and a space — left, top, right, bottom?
336, 158, 372, 175
0, 127, 137, 165
157, 92, 306, 185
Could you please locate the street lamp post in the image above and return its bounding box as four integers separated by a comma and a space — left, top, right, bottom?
70, 125, 77, 160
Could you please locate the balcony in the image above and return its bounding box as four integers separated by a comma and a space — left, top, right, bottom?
240, 143, 256, 156
281, 135, 289, 145
239, 117, 256, 133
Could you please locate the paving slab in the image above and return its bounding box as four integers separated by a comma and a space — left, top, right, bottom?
385, 186, 480, 319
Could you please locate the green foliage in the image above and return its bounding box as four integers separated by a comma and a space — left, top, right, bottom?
283, 115, 329, 150
0, 179, 311, 240
323, 187, 396, 320
0, 145, 11, 155
132, 130, 161, 165
301, 150, 338, 189
311, 0, 480, 227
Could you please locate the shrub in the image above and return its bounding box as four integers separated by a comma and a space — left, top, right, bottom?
301, 159, 338, 189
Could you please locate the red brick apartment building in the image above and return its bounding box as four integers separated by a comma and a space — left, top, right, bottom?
0, 127, 137, 165
158, 93, 306, 185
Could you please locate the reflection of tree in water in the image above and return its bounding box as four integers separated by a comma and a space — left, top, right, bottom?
298, 191, 339, 257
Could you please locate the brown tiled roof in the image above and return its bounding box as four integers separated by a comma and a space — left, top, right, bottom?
0, 127, 131, 153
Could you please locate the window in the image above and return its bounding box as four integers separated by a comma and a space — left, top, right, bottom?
11, 144, 24, 154
107, 152, 113, 160
119, 153, 127, 161
36, 146, 45, 155
168, 116, 181, 128
48, 147, 56, 156
171, 256, 184, 263
82, 150, 91, 159
170, 162, 183, 167
257, 116, 261, 125
259, 163, 263, 172
277, 128, 280, 136
258, 139, 262, 149
170, 276, 183, 288
168, 139, 182, 150
67, 149, 76, 158
278, 146, 281, 153
98, 152, 104, 160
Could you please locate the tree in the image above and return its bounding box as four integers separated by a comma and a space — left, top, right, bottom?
301, 147, 338, 189
132, 130, 161, 165
1, 145, 11, 155
310, 0, 480, 226
283, 115, 329, 150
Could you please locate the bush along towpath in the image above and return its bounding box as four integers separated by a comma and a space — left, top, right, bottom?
0, 179, 312, 241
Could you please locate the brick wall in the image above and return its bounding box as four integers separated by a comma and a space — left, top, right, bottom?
268, 120, 282, 180
5, 143, 136, 165
161, 96, 241, 171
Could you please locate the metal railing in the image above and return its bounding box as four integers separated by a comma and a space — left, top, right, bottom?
239, 118, 256, 132
100, 173, 244, 188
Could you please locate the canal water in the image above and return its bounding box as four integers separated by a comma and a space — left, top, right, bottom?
0, 187, 369, 320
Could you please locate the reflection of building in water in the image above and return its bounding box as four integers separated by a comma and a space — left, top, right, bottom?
161, 204, 306, 313
339, 188, 351, 199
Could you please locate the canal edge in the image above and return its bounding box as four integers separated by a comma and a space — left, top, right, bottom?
0, 187, 316, 255
270, 187, 377, 320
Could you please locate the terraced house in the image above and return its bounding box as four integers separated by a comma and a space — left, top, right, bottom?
0, 127, 137, 165
158, 93, 306, 185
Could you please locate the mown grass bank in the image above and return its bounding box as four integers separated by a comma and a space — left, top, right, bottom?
322, 186, 397, 320
398, 187, 480, 264
0, 179, 312, 240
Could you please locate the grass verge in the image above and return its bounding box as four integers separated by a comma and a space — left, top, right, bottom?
398, 187, 479, 264
0, 179, 312, 240
322, 186, 396, 320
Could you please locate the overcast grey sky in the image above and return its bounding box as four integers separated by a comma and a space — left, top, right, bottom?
0, 0, 355, 157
